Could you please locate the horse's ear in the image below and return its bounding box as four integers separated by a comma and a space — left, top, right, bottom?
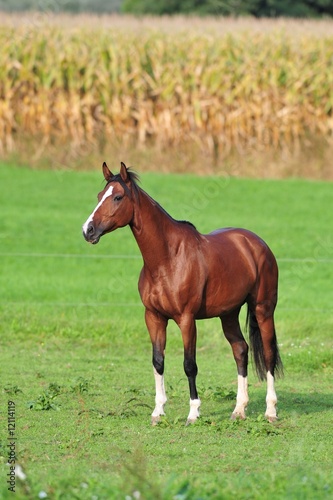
120, 162, 130, 183
102, 162, 113, 182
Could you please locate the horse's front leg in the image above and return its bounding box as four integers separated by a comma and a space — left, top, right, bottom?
145, 309, 168, 425
178, 314, 201, 425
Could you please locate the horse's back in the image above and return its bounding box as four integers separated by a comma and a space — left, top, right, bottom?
208, 226, 266, 244
206, 227, 276, 266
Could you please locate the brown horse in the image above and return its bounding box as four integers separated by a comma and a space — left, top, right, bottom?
83, 162, 282, 424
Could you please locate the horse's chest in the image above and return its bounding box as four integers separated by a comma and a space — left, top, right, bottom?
140, 281, 174, 316
139, 271, 196, 318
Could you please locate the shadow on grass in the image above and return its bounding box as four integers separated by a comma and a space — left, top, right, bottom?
278, 390, 333, 415
233, 389, 333, 421
200, 388, 333, 424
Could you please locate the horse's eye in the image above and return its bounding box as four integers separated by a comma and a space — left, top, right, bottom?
114, 195, 123, 202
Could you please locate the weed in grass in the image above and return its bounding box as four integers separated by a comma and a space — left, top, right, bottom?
70, 376, 90, 394
27, 383, 63, 411
242, 415, 283, 437
78, 408, 105, 419
3, 385, 23, 395
199, 385, 237, 402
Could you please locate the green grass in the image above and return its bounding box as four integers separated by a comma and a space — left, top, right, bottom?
0, 163, 333, 499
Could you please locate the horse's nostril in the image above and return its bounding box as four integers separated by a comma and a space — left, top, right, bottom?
87, 223, 94, 235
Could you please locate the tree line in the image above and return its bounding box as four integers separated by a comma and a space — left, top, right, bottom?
0, 0, 332, 17
122, 0, 333, 18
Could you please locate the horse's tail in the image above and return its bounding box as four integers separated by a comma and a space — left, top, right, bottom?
246, 306, 283, 381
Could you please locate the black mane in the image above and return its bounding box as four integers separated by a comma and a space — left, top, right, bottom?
178, 220, 196, 229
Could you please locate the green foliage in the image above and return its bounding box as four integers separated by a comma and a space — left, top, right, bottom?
121, 0, 240, 15
70, 377, 90, 394
0, 0, 122, 13
27, 383, 63, 410
122, 0, 333, 16
122, 0, 179, 15
0, 0, 332, 16
27, 379, 91, 410
3, 385, 23, 396
199, 385, 237, 401
248, 0, 333, 17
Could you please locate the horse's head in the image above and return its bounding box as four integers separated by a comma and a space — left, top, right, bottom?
82, 162, 138, 244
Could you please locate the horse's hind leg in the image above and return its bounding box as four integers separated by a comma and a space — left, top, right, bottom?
254, 305, 280, 422
248, 250, 282, 422
221, 309, 249, 420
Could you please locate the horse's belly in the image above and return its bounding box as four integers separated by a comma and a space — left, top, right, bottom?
195, 291, 248, 319
194, 263, 255, 319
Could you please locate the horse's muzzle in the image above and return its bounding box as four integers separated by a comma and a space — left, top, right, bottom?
82, 222, 100, 245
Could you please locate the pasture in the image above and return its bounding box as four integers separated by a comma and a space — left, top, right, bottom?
0, 163, 333, 499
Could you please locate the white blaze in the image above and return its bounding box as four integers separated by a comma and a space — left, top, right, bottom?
82, 185, 114, 234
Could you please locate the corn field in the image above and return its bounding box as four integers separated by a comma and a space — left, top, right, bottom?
1, 15, 333, 163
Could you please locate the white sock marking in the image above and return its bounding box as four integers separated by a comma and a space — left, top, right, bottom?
187, 398, 201, 423
265, 371, 277, 419
151, 368, 167, 418
82, 185, 114, 234
232, 375, 249, 418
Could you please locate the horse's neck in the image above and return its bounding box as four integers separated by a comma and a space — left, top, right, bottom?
130, 189, 176, 270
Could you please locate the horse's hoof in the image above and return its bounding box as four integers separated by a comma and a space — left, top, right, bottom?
231, 412, 246, 421
266, 415, 278, 423
151, 416, 160, 426
186, 418, 197, 426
